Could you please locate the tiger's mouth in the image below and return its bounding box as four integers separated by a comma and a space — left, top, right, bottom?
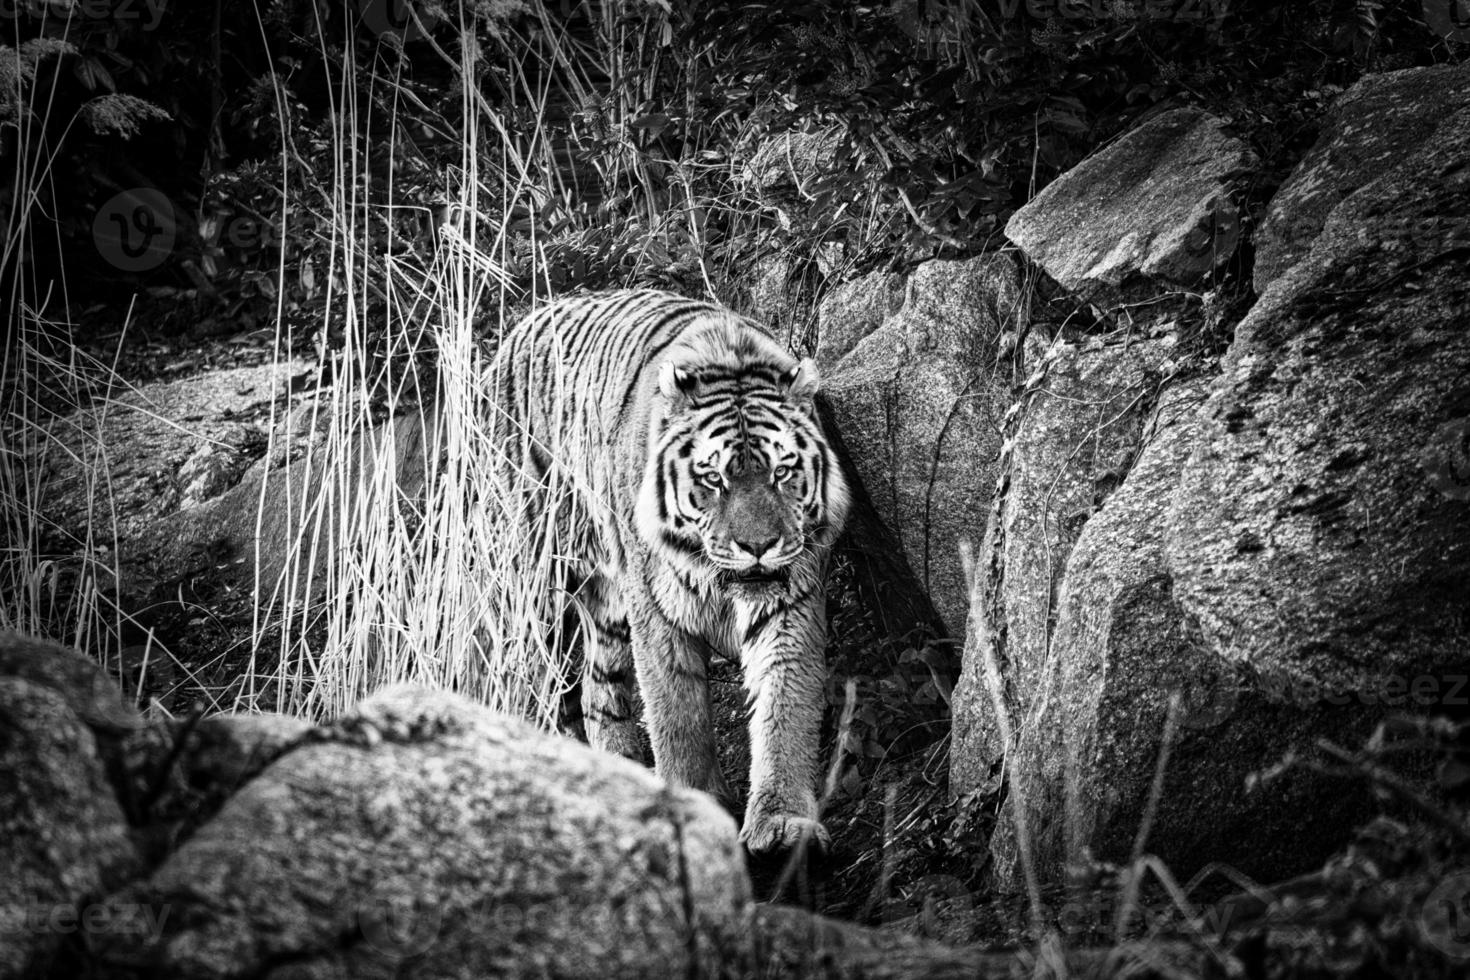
717, 566, 791, 591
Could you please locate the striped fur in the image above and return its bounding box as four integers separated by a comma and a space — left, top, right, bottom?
487, 289, 851, 853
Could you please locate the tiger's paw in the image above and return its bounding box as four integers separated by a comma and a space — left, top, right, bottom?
739, 812, 830, 857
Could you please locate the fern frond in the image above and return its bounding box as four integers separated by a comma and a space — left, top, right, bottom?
78, 93, 171, 138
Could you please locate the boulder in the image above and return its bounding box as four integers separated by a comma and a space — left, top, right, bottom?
173, 408, 433, 594
949, 334, 1171, 798
979, 77, 1470, 892
741, 128, 843, 196
740, 253, 795, 336
93, 684, 751, 979
1004, 107, 1255, 304
26, 361, 306, 544
985, 384, 1377, 889
814, 270, 905, 373
19, 355, 433, 714
0, 634, 142, 979
1252, 64, 1470, 293
822, 255, 1021, 636
1166, 102, 1470, 694
2, 633, 1025, 980
23, 356, 434, 607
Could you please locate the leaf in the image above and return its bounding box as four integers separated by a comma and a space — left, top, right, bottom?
629, 113, 671, 137
1042, 109, 1088, 135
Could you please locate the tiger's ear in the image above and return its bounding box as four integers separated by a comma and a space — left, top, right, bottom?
780, 358, 821, 411
658, 361, 697, 406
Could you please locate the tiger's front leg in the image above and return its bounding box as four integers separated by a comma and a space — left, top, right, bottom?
737, 592, 829, 855
577, 566, 646, 765
626, 592, 736, 810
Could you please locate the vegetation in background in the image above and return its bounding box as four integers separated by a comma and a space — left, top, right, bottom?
2, 0, 1468, 969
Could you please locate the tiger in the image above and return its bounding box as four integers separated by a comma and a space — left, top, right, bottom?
486, 289, 851, 854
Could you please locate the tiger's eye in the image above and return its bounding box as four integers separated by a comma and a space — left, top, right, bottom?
700, 471, 723, 489
773, 465, 793, 483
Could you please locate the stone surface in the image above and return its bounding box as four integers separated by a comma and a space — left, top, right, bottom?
949, 335, 1170, 798
814, 270, 906, 373
92, 685, 753, 979
0, 633, 142, 979
1253, 63, 1470, 293
0, 631, 144, 734
27, 361, 308, 543
172, 408, 433, 594
976, 83, 1470, 893
985, 384, 1377, 889
1166, 104, 1470, 694
20, 358, 432, 623
1005, 107, 1255, 303
823, 255, 1021, 636
742, 128, 843, 194
746, 255, 793, 327
0, 635, 1004, 980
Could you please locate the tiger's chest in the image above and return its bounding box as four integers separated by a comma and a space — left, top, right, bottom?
633, 555, 742, 655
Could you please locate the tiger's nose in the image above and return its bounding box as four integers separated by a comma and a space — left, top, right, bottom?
735, 536, 779, 560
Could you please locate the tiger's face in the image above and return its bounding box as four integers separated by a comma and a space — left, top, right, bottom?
638, 356, 846, 600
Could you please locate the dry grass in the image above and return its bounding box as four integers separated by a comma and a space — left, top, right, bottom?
0, 7, 664, 727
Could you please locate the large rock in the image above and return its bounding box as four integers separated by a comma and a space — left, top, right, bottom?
27, 361, 308, 543
24, 357, 433, 602
949, 335, 1171, 797
173, 408, 433, 593
823, 255, 1021, 635
814, 270, 905, 373
20, 356, 433, 715
1005, 108, 1255, 303
984, 384, 1376, 888
0, 634, 142, 979
1252, 63, 1470, 293
978, 74, 1470, 892
741, 128, 843, 195
94, 684, 751, 979
2, 633, 1023, 980
1167, 101, 1470, 694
